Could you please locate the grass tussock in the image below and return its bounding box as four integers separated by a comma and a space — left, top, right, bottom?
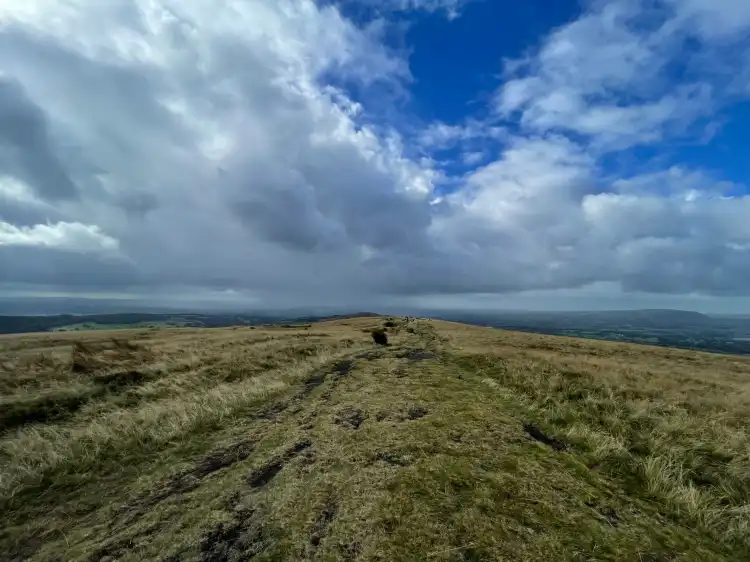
0, 317, 748, 561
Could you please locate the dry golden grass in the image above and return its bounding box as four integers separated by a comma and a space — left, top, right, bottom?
1, 317, 749, 561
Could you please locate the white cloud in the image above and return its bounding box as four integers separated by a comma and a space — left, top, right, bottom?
1, 0, 750, 309
0, 176, 39, 205
495, 0, 749, 151
666, 0, 750, 39
418, 120, 506, 150
429, 135, 750, 296
0, 0, 439, 299
350, 0, 469, 19
0, 221, 119, 252
461, 152, 484, 166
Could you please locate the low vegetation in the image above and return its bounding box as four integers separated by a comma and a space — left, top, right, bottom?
1, 318, 749, 561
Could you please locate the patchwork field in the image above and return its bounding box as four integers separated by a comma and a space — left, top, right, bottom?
1, 317, 749, 561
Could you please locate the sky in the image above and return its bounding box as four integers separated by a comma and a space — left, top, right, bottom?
1, 0, 750, 313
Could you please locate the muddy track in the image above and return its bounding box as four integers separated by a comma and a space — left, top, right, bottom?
334, 407, 366, 430
200, 440, 316, 562
310, 497, 337, 550
116, 438, 259, 526
109, 345, 365, 547
100, 344, 433, 559
246, 440, 312, 488
195, 347, 409, 561
199, 504, 267, 562
256, 348, 389, 421
523, 423, 567, 452
107, 439, 312, 560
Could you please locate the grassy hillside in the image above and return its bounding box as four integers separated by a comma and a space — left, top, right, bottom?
0, 313, 273, 334
1, 318, 749, 561
0, 312, 382, 335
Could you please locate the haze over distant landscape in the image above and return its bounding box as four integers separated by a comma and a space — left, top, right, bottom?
2, 0, 750, 312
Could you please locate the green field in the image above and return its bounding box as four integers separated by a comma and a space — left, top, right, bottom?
51, 320, 188, 332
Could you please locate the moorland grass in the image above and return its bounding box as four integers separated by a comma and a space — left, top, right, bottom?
0, 318, 748, 561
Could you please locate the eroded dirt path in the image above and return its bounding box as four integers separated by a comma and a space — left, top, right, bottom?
83, 331, 444, 562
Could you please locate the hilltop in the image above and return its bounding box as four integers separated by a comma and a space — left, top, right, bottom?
0, 312, 383, 335
1, 317, 749, 561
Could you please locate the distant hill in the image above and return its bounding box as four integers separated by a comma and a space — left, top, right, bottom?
563, 308, 713, 327
5, 308, 750, 356
0, 313, 273, 334
0, 311, 384, 335
428, 308, 750, 356
431, 308, 714, 329
293, 312, 382, 323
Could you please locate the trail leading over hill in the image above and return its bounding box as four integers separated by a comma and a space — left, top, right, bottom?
1, 318, 748, 561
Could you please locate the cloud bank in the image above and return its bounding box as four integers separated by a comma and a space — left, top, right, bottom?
1, 0, 750, 309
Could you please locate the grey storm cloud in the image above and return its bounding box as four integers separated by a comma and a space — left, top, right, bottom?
0, 76, 79, 201
1, 0, 750, 306
0, 245, 140, 288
